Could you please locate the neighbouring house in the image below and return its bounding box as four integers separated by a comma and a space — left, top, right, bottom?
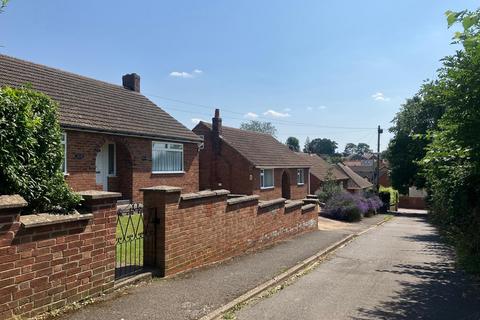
296, 153, 349, 193
0, 54, 202, 202
193, 110, 311, 200
336, 163, 373, 194
343, 158, 390, 186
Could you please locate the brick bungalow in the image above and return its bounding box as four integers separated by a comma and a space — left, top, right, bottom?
0, 54, 202, 202
193, 110, 311, 200
336, 163, 373, 194
296, 153, 349, 193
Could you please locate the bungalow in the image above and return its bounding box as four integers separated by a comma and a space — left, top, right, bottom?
296, 153, 349, 193
193, 110, 311, 200
0, 54, 202, 202
336, 163, 373, 194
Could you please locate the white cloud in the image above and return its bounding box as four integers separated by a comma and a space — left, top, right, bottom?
306, 106, 327, 111
263, 109, 291, 118
191, 118, 206, 124
169, 69, 203, 78
371, 92, 390, 102
283, 107, 291, 112
244, 112, 259, 119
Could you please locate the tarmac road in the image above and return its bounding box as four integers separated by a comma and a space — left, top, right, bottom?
237, 213, 480, 320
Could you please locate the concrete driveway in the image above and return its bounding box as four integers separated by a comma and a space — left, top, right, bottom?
237, 213, 480, 320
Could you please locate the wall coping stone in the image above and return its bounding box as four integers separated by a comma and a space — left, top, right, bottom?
306, 194, 318, 199
0, 194, 28, 210
303, 198, 320, 204
140, 186, 182, 193
227, 195, 260, 206
301, 203, 316, 212
181, 189, 230, 201
78, 190, 122, 200
285, 200, 303, 209
20, 211, 93, 229
258, 198, 286, 209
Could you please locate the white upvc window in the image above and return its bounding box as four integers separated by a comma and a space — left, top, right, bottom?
61, 132, 67, 174
297, 169, 305, 185
152, 142, 184, 173
260, 169, 274, 189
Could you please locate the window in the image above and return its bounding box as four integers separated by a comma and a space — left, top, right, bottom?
297, 169, 305, 185
60, 132, 67, 174
260, 169, 274, 189
107, 143, 116, 175
152, 142, 184, 173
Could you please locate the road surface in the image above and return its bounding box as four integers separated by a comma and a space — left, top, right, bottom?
237, 213, 480, 320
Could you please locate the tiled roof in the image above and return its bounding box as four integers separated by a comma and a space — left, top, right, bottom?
197, 122, 310, 168
296, 153, 348, 181
336, 163, 373, 190
0, 54, 201, 142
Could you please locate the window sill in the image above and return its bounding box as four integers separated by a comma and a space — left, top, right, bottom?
297, 183, 305, 186
152, 171, 185, 175
260, 186, 274, 190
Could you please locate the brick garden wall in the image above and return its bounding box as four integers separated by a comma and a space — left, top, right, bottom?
142, 187, 318, 277
64, 130, 199, 202
0, 192, 118, 320
399, 195, 426, 210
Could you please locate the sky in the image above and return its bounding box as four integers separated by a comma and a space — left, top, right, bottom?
0, 0, 478, 151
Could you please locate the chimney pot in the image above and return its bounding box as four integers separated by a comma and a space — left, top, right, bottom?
122, 73, 140, 92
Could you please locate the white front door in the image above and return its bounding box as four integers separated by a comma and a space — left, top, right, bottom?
95, 144, 108, 191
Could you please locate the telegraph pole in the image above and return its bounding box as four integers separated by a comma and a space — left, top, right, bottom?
376, 125, 383, 191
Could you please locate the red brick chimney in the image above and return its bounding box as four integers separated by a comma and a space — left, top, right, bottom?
122, 73, 140, 92
212, 109, 222, 155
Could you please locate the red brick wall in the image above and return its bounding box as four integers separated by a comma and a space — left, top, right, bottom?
0, 195, 117, 320
64, 130, 199, 202
399, 195, 426, 210
143, 189, 317, 276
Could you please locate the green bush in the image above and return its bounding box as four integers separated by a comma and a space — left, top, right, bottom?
379, 186, 399, 206
315, 169, 343, 203
0, 86, 81, 213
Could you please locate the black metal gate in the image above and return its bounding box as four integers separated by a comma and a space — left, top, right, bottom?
115, 203, 155, 280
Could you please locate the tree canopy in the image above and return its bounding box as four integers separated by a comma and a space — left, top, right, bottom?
343, 142, 373, 156
305, 138, 338, 155
240, 120, 277, 137
285, 137, 300, 152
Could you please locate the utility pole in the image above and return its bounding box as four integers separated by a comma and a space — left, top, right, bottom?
376, 125, 383, 191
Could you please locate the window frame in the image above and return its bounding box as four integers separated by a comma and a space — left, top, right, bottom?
260, 168, 274, 189
61, 132, 67, 175
151, 141, 185, 174
297, 169, 305, 185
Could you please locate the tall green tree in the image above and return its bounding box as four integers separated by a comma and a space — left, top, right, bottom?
285, 137, 300, 152
303, 137, 311, 153
307, 138, 338, 155
240, 120, 277, 137
386, 83, 446, 194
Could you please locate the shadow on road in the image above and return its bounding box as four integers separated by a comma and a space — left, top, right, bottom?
354, 216, 480, 320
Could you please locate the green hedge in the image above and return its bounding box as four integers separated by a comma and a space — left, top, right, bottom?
0, 86, 81, 213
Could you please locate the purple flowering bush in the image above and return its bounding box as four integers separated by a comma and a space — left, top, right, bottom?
364, 195, 383, 217
323, 192, 366, 222
323, 193, 383, 221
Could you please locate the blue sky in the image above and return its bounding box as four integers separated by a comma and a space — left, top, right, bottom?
1, 0, 477, 151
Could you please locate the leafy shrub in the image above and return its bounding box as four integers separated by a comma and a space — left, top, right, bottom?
379, 186, 399, 210
323, 192, 366, 222
315, 169, 343, 203
0, 86, 81, 213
